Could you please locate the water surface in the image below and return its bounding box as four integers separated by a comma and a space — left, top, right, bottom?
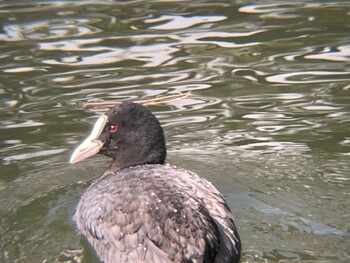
0, 1, 349, 262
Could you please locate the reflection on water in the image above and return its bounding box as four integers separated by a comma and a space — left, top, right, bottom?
0, 1, 349, 262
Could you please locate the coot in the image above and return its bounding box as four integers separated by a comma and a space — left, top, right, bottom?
70, 102, 241, 263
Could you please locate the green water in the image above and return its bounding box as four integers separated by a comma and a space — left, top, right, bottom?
0, 1, 349, 262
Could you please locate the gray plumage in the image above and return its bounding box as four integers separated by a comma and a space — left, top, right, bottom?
70, 102, 241, 263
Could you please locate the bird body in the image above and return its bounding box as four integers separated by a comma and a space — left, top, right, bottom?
70, 102, 241, 263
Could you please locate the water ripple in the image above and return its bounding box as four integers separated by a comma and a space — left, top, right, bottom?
265, 71, 350, 84
0, 16, 101, 41
145, 15, 226, 30
2, 148, 66, 163
1, 1, 350, 262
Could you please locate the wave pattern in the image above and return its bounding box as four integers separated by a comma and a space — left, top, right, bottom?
0, 1, 349, 262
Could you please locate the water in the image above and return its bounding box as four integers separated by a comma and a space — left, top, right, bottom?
0, 1, 349, 262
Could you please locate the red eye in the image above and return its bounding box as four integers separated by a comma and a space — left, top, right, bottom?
109, 125, 118, 133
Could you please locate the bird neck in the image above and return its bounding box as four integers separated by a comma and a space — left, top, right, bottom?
103, 145, 167, 175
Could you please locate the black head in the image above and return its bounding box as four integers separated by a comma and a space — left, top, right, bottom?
70, 102, 166, 171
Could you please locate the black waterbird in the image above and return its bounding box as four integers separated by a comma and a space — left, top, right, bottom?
70, 102, 241, 263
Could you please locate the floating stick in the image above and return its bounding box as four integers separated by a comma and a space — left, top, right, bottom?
87, 91, 191, 112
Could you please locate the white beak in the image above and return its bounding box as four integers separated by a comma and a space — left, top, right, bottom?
70, 115, 108, 164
